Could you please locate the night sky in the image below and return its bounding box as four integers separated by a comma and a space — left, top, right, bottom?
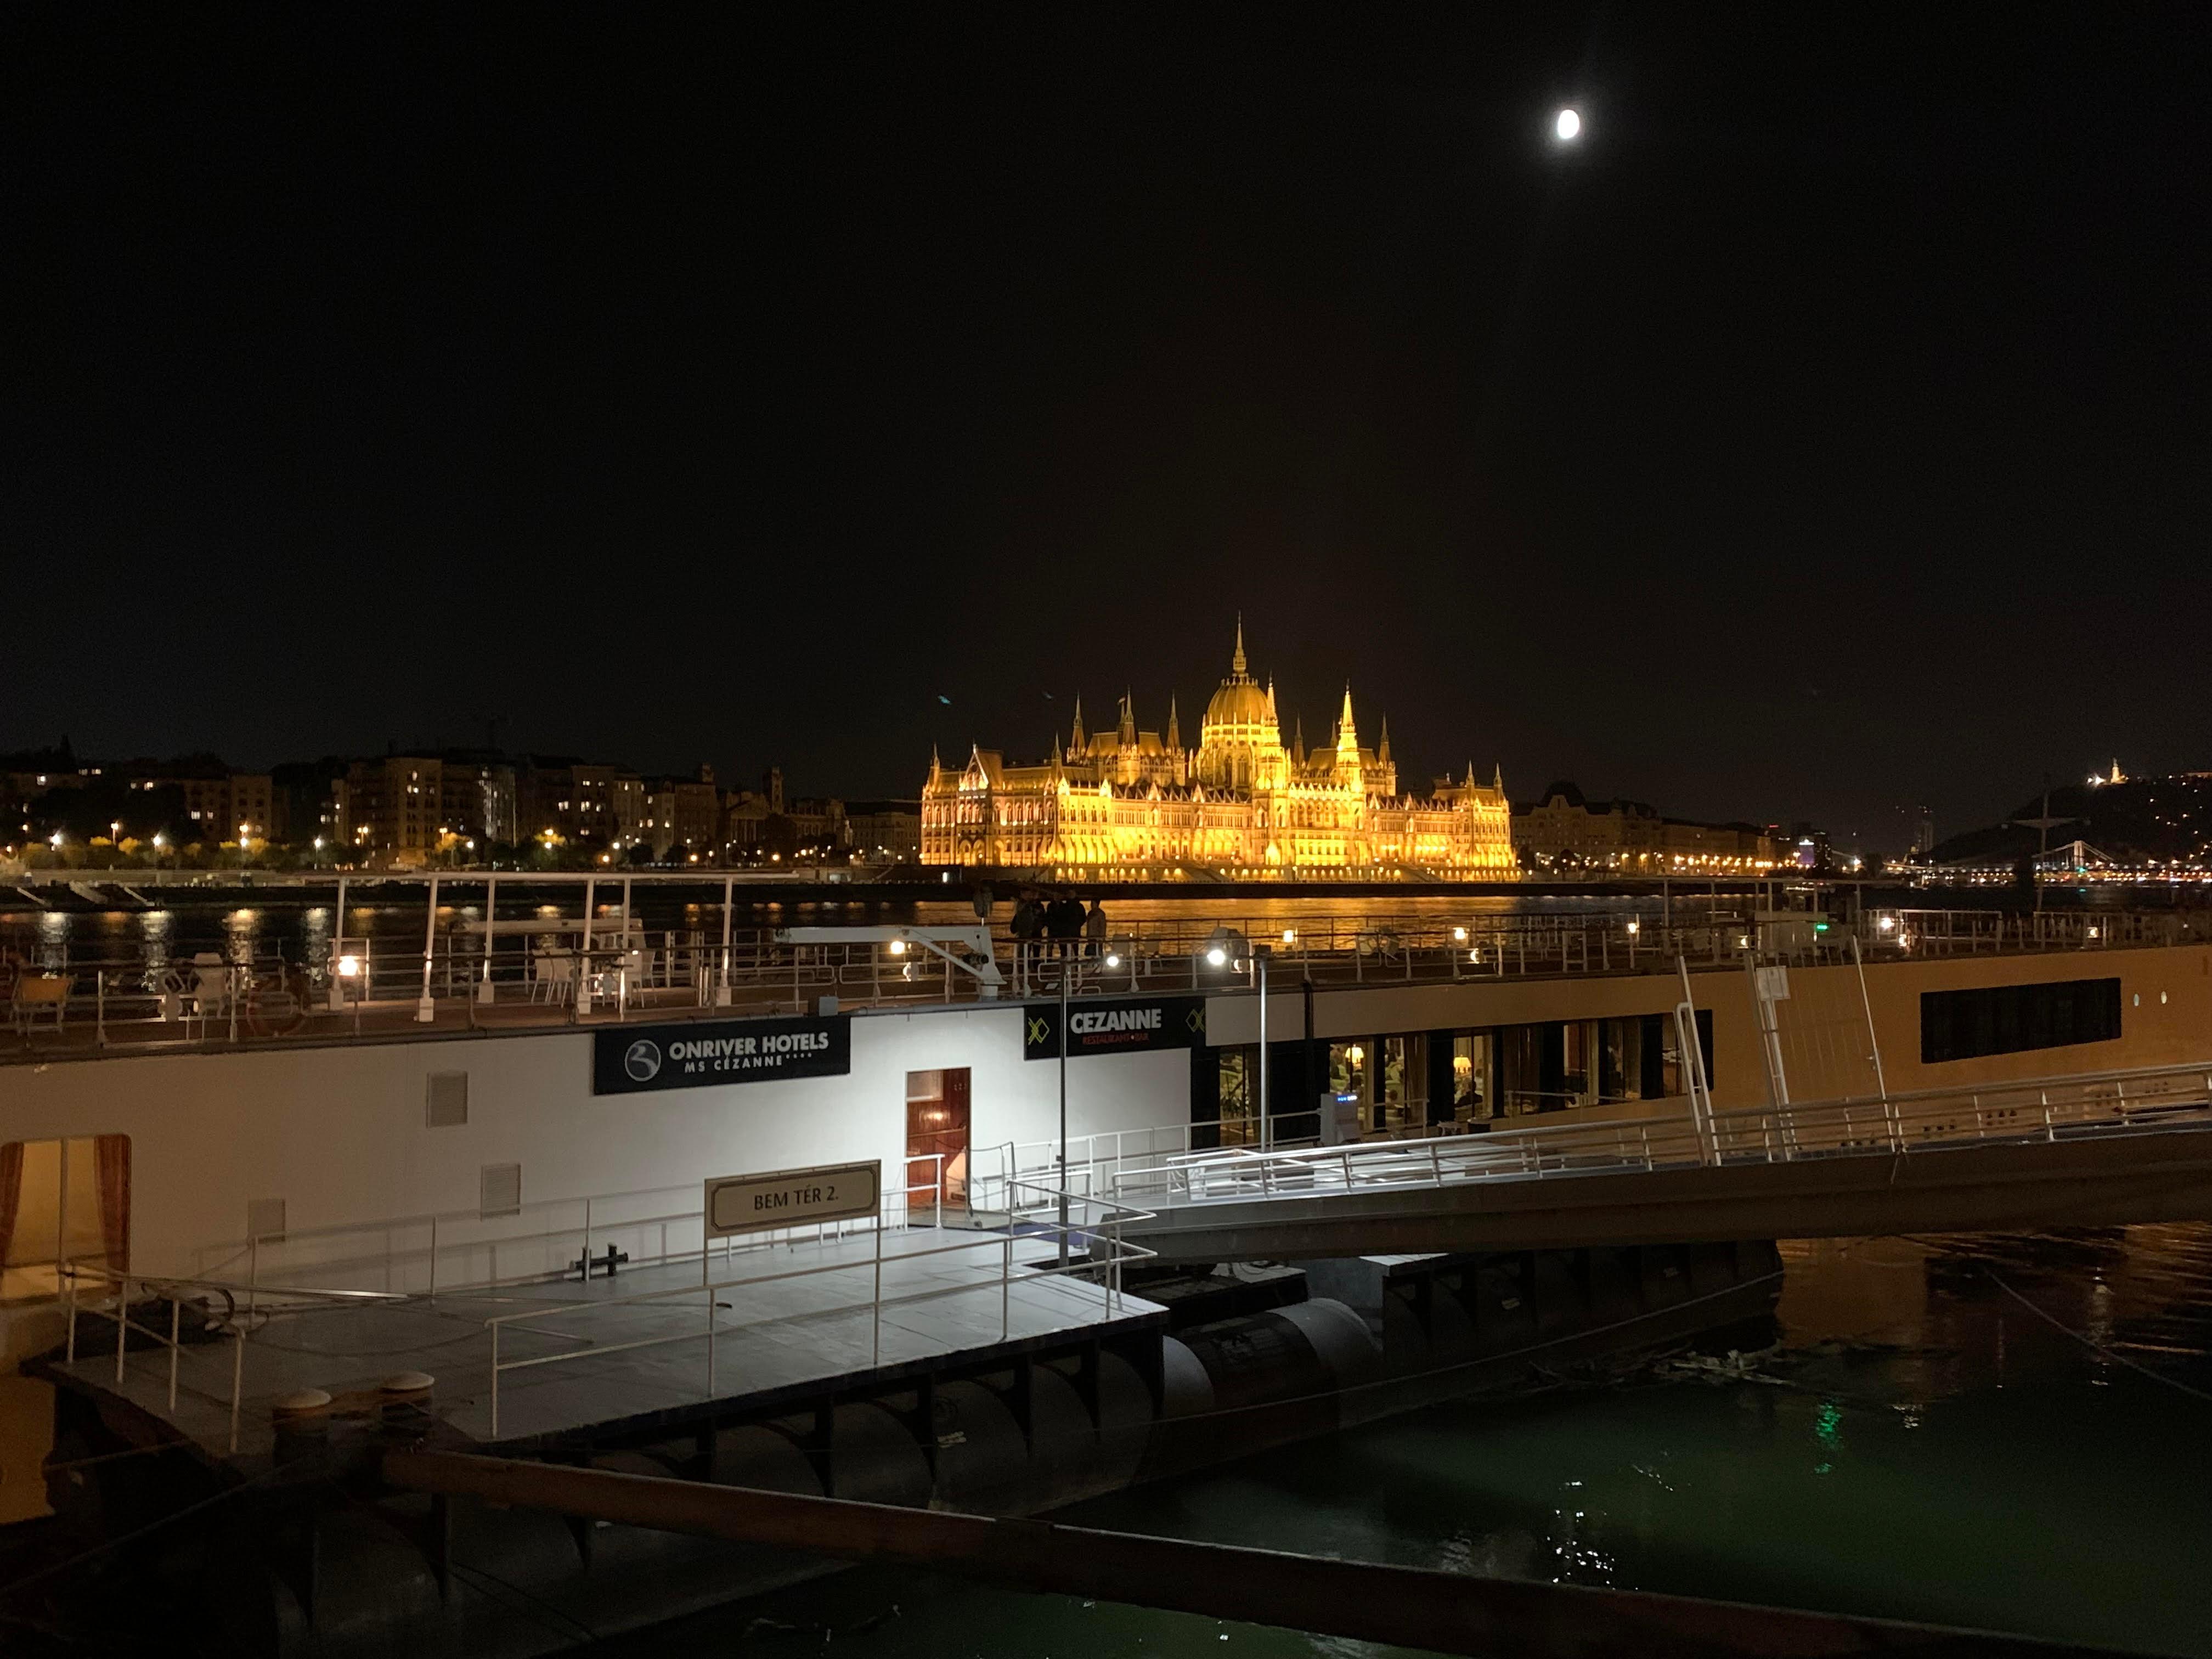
7, 7, 2207, 852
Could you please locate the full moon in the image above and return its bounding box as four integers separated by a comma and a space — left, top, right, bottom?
1554, 107, 1582, 141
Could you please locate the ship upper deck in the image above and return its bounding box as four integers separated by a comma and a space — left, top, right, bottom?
3, 875, 2206, 1066
42, 1181, 1161, 1463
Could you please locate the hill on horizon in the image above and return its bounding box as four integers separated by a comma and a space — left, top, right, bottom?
1927, 774, 2212, 867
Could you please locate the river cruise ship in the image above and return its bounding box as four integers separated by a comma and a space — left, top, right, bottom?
2, 872, 2209, 1651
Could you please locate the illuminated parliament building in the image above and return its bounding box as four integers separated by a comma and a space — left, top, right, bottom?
920, 624, 1519, 878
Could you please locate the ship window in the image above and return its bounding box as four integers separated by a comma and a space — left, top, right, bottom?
1376, 1035, 1427, 1133
1328, 1041, 1369, 1116
1, 1137, 130, 1302
1920, 977, 2121, 1064
1658, 1009, 1716, 1098
1216, 1049, 1257, 1146
1449, 1033, 1491, 1120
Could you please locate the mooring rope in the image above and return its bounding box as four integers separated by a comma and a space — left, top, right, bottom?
1987, 1270, 2212, 1406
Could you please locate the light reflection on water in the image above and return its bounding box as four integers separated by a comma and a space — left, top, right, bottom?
3, 904, 348, 989
599, 1226, 2212, 1659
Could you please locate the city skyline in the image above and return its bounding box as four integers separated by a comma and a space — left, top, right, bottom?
18, 716, 2208, 876
1, 709, 2190, 863
0, 691, 2182, 864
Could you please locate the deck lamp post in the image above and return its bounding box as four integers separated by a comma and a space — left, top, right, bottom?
1054, 949, 1116, 1267
1253, 943, 1273, 1151
1051, 925, 1157, 1267
1196, 927, 1257, 1144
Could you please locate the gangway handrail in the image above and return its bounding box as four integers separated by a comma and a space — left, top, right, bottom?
1155, 1111, 1702, 1172
1107, 1058, 2212, 1209
1137, 1057, 2212, 1183
1707, 1056, 2212, 1118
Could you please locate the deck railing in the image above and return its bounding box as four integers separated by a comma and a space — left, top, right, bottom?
189, 1160, 949, 1300
5, 904, 2207, 1060
480, 1177, 1154, 1437
59, 1262, 408, 1453
60, 1159, 956, 1451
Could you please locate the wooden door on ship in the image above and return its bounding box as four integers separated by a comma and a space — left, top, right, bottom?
905, 1067, 969, 1215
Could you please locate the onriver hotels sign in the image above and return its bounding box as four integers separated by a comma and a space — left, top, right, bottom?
591, 1013, 850, 1096
1024, 995, 1206, 1061
704, 1159, 881, 1238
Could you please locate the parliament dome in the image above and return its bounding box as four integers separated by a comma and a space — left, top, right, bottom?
1203, 620, 1274, 729
1205, 677, 1271, 726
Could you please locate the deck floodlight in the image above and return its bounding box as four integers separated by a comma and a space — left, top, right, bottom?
1200, 924, 1251, 970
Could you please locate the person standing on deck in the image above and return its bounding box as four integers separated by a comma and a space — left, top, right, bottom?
1046, 892, 1084, 958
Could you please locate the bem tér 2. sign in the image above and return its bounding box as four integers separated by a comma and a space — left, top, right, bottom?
703, 1160, 882, 1238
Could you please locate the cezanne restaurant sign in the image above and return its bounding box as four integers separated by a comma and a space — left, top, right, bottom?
1024, 996, 1206, 1061
592, 1014, 850, 1096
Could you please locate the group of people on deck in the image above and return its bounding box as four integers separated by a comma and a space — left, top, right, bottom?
975, 886, 1109, 960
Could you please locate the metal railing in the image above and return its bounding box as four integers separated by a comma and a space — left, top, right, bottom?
5, 904, 2207, 1060
974, 1124, 1232, 1209
59, 1162, 959, 1447
975, 1102, 1666, 1211
196, 1163, 949, 1299
1105, 1059, 2212, 1211
482, 1178, 1155, 1436
60, 1262, 408, 1453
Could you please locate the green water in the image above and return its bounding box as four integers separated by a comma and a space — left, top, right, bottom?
609, 1228, 2212, 1657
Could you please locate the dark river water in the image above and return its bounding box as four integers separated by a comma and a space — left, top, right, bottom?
598, 1226, 2212, 1658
